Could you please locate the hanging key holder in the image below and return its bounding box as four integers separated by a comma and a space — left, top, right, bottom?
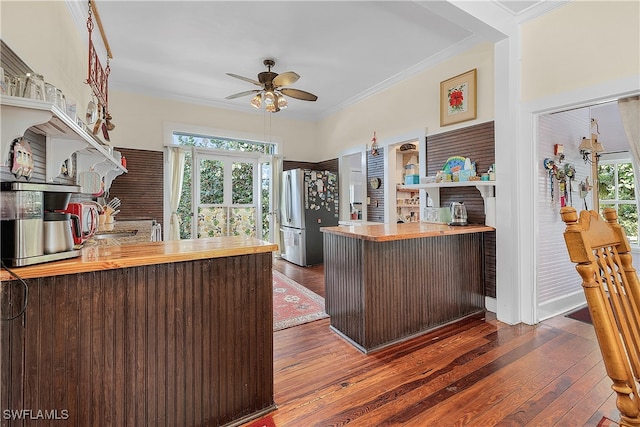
564, 164, 576, 207
555, 167, 567, 207
543, 158, 556, 204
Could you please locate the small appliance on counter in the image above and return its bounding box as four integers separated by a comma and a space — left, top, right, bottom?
64, 201, 100, 245
448, 201, 468, 226
1, 182, 82, 267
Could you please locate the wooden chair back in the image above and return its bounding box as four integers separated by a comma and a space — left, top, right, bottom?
561, 206, 640, 426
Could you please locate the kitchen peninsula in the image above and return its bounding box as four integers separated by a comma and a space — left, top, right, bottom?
322, 222, 493, 353
0, 237, 277, 426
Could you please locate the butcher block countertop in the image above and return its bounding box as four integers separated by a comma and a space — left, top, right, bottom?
0, 236, 277, 281
321, 222, 494, 242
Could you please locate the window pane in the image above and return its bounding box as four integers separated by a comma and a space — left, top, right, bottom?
229, 207, 256, 236
198, 207, 227, 237
598, 164, 615, 200
232, 162, 253, 204
200, 159, 224, 204
619, 204, 639, 244
617, 163, 635, 200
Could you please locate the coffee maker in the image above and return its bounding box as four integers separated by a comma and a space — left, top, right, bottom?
1, 182, 81, 266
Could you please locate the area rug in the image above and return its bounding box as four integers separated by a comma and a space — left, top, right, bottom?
273, 270, 328, 331
565, 305, 592, 325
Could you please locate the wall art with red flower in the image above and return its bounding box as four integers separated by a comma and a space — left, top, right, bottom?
440, 68, 477, 126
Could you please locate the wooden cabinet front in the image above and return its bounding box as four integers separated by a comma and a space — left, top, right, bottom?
324, 232, 486, 353
0, 253, 274, 426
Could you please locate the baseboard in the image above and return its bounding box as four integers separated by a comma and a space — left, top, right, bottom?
485, 296, 497, 313
537, 290, 586, 322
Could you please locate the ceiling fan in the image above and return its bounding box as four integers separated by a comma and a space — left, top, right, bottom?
225, 59, 318, 112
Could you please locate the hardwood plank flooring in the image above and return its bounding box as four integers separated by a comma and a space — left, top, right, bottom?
257, 259, 617, 427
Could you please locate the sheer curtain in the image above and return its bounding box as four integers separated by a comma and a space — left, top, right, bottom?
271, 155, 283, 256
167, 146, 186, 240
619, 96, 640, 166
618, 96, 640, 217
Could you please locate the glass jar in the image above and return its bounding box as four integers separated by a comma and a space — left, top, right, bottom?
44, 83, 57, 102
23, 73, 45, 100
54, 88, 66, 111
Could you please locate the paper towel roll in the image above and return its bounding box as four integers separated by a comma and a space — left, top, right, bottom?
486, 197, 496, 227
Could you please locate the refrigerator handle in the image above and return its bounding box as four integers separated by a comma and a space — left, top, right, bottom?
285, 173, 292, 223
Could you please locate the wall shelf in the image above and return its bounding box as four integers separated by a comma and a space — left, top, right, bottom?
1, 95, 127, 186
399, 181, 497, 227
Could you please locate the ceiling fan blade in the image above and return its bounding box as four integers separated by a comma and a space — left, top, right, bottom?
280, 88, 318, 102
225, 89, 261, 100
273, 71, 300, 88
226, 73, 262, 86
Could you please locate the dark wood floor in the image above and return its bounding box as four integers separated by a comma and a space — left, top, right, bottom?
258, 259, 619, 427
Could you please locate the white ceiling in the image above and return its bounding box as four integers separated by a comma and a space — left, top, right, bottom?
64, 0, 630, 149
66, 0, 561, 121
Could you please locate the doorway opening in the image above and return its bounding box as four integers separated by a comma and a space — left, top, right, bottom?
535, 99, 638, 321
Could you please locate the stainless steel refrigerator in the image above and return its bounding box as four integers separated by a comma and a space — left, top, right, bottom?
280, 168, 339, 266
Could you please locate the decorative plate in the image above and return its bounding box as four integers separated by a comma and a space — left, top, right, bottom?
443, 156, 466, 173
370, 177, 381, 189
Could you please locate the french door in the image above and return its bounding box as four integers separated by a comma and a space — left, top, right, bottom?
193, 151, 260, 238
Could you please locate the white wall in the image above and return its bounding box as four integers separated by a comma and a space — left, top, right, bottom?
317, 43, 495, 160
109, 90, 319, 160
1, 1, 91, 118
521, 0, 639, 102
536, 108, 591, 320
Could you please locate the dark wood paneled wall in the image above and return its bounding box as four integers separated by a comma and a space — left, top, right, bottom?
426, 121, 496, 298
283, 158, 338, 172
0, 254, 275, 426
109, 148, 164, 226
426, 121, 495, 224
366, 152, 385, 222
324, 232, 485, 352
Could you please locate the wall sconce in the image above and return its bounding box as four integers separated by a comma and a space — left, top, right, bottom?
579, 133, 605, 164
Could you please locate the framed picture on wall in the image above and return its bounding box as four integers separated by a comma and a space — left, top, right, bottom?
440, 69, 477, 126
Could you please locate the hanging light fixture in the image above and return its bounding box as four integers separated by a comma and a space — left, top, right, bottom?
250, 94, 262, 109
263, 91, 275, 106
277, 93, 288, 109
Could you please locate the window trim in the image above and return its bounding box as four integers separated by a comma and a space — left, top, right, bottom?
598, 151, 639, 245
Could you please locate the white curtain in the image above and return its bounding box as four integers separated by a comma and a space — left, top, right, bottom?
618, 97, 640, 223
619, 96, 640, 166
271, 155, 283, 256
167, 146, 186, 241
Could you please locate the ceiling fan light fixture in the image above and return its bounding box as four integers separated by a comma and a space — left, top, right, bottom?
250, 94, 262, 109
264, 91, 276, 105
277, 93, 288, 109
226, 59, 318, 113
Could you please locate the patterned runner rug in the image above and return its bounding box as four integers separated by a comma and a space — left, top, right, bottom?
273, 270, 328, 331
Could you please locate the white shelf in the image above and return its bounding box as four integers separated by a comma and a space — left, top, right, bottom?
399, 181, 497, 227
1, 95, 127, 185
399, 181, 495, 201
399, 181, 496, 190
